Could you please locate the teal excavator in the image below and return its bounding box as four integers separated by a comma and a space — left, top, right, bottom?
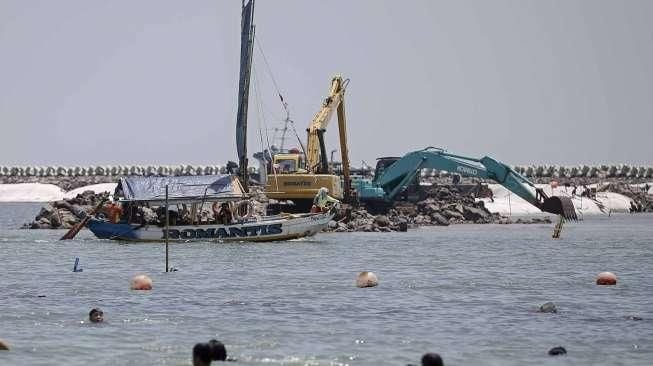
356, 147, 578, 221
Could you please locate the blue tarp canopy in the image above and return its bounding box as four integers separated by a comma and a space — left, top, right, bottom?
117, 175, 245, 203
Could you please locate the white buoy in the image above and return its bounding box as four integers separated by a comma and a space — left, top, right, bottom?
356, 271, 378, 288
130, 274, 153, 290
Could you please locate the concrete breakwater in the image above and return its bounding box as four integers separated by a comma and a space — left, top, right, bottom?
0, 165, 246, 190
0, 165, 248, 178
423, 164, 653, 180
2, 164, 653, 179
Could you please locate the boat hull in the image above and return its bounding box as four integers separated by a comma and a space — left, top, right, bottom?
87, 212, 334, 242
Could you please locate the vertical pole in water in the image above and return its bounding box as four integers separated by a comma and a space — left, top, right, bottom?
508, 193, 512, 217
165, 185, 169, 273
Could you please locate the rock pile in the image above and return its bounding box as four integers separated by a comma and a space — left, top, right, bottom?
327, 208, 409, 233
21, 185, 548, 231
22, 191, 109, 229
597, 182, 653, 212
326, 185, 505, 233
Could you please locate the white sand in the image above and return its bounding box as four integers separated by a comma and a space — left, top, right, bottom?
478, 184, 635, 217
0, 183, 117, 202
0, 183, 66, 202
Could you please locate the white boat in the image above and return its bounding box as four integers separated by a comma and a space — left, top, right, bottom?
88, 211, 333, 242
87, 174, 335, 242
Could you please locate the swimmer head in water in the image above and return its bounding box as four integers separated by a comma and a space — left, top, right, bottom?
422, 353, 443, 366
89, 308, 104, 323
193, 339, 227, 365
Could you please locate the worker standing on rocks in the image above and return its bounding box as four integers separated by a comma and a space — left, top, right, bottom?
311, 187, 340, 213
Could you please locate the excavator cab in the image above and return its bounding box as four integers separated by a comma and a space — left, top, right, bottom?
372, 157, 400, 183
271, 153, 306, 174
373, 157, 423, 202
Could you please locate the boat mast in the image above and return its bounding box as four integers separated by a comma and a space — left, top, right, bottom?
236, 0, 255, 192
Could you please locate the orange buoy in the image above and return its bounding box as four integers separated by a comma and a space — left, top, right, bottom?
596, 271, 617, 285
356, 271, 378, 288
130, 274, 153, 290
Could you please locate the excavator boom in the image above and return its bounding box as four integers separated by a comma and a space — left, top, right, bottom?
264, 75, 353, 209
362, 147, 577, 220
305, 76, 346, 173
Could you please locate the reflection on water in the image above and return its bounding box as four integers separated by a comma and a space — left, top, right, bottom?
0, 204, 652, 365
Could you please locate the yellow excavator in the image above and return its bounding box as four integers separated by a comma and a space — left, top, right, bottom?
264, 75, 352, 211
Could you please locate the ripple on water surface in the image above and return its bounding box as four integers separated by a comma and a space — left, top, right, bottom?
0, 204, 652, 365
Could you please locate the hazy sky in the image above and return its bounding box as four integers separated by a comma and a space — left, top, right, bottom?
1, 0, 652, 166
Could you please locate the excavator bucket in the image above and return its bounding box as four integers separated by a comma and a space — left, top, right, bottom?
541, 196, 578, 221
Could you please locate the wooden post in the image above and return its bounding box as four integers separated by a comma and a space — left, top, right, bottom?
508, 193, 512, 217
165, 185, 169, 273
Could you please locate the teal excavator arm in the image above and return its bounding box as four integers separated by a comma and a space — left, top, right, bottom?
363, 147, 577, 220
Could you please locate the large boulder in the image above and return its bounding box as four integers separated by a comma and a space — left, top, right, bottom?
59, 211, 79, 228
413, 214, 431, 225
361, 224, 375, 232
27, 218, 49, 229
430, 213, 450, 226
442, 209, 464, 221
49, 212, 62, 228
435, 187, 453, 199
373, 215, 390, 227
462, 205, 491, 222
35, 205, 55, 220
33, 205, 61, 228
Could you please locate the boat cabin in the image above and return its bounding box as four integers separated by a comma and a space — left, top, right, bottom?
108, 174, 249, 226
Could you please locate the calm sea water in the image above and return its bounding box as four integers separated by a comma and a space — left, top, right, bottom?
0, 203, 652, 366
